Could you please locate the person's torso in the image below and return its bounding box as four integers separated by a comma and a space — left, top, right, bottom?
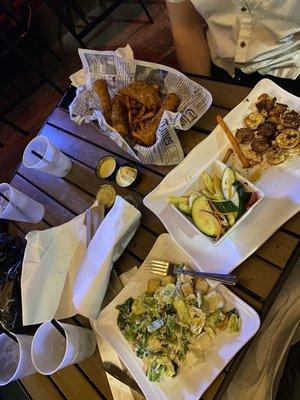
191, 0, 300, 78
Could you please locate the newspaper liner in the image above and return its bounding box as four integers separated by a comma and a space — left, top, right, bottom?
69, 45, 212, 165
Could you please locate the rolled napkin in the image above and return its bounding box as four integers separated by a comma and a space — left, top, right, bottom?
72, 196, 140, 319
21, 196, 141, 325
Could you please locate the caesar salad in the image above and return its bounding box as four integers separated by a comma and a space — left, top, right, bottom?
116, 269, 240, 383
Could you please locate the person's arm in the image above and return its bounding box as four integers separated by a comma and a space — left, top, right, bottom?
166, 0, 211, 76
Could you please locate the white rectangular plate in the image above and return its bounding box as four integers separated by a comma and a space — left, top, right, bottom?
95, 234, 260, 400
144, 79, 300, 274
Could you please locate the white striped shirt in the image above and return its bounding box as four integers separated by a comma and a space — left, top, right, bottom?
191, 0, 300, 79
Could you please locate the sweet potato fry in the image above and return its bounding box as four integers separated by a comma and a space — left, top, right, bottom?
151, 83, 160, 93
222, 148, 233, 163
128, 108, 133, 130
124, 95, 131, 110
93, 79, 112, 125
133, 112, 155, 125
137, 104, 146, 119
216, 115, 250, 168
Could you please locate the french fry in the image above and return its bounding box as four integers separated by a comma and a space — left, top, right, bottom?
222, 148, 233, 164
137, 104, 146, 119
151, 84, 160, 92
124, 95, 131, 110
133, 111, 155, 125
128, 109, 132, 130
216, 115, 250, 168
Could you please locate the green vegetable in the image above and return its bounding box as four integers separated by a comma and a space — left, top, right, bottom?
146, 361, 165, 382
191, 209, 221, 238
211, 200, 238, 213
226, 212, 236, 227
166, 315, 183, 337
192, 194, 212, 212
173, 298, 190, 324
205, 310, 225, 328
221, 166, 236, 200
202, 190, 224, 201
232, 181, 251, 218
202, 171, 214, 193
213, 177, 223, 197
167, 196, 189, 205
116, 297, 134, 331
177, 202, 191, 214
227, 314, 240, 334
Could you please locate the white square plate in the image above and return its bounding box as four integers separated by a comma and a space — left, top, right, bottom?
144, 79, 300, 274
95, 234, 260, 400
172, 159, 264, 246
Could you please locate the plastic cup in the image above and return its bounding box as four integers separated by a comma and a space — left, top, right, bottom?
23, 136, 72, 177
0, 333, 36, 386
31, 321, 97, 375
0, 183, 45, 223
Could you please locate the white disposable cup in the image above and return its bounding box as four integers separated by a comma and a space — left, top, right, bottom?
23, 136, 72, 177
0, 183, 45, 223
0, 333, 36, 385
31, 321, 97, 375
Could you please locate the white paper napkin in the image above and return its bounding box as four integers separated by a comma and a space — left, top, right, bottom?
72, 196, 141, 319
21, 196, 141, 325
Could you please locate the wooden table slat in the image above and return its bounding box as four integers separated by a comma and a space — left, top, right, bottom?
256, 231, 299, 268
177, 129, 208, 155
114, 252, 142, 276
50, 365, 105, 400
78, 352, 114, 400
229, 286, 263, 311
235, 256, 281, 299
202, 372, 226, 400
194, 105, 228, 133
189, 77, 251, 109
283, 213, 300, 236
21, 375, 64, 400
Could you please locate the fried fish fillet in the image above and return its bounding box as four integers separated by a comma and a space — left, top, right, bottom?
94, 79, 112, 125
132, 93, 180, 147
119, 80, 162, 110
112, 97, 129, 137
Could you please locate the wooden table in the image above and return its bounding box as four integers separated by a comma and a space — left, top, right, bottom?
6, 76, 300, 400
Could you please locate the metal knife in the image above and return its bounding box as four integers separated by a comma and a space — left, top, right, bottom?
100, 361, 144, 397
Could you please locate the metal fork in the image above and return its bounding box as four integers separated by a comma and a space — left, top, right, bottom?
145, 260, 237, 286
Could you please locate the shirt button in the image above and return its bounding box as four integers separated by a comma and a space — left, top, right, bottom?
241, 7, 247, 12
240, 41, 246, 48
